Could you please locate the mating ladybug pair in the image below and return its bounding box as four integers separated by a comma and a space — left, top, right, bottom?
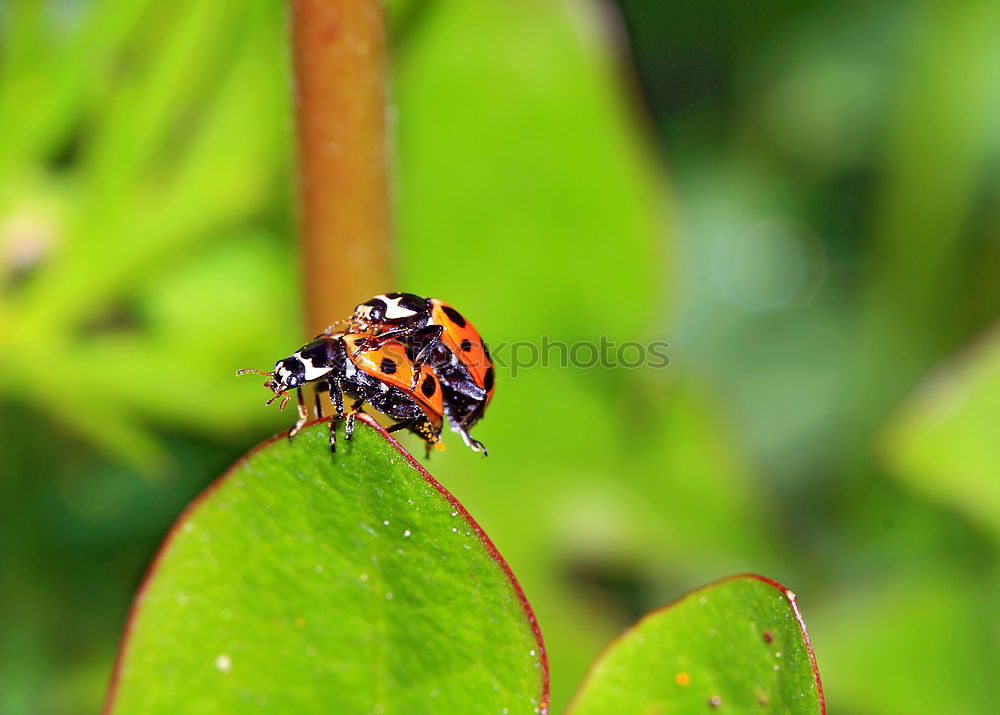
239, 293, 494, 456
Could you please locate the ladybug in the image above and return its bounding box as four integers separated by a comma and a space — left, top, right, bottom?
347, 293, 494, 454
239, 332, 444, 454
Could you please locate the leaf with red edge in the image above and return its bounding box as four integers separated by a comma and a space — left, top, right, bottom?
104, 416, 548, 714
567, 574, 824, 714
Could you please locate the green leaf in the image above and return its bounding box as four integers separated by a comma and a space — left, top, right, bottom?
882, 326, 1000, 541
105, 416, 548, 714
567, 575, 825, 714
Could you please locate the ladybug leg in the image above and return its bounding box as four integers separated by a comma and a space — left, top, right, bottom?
456, 427, 488, 457
345, 398, 365, 440
349, 336, 375, 358
288, 388, 308, 440
386, 417, 416, 434
327, 380, 345, 418
353, 326, 412, 349
446, 400, 487, 455
348, 327, 416, 357
405, 325, 445, 390
326, 379, 347, 452
368, 389, 442, 453
314, 388, 324, 419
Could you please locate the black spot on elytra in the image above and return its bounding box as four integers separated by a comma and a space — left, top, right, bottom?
421, 374, 437, 398
482, 341, 492, 363
380, 357, 397, 375
441, 305, 466, 328
460, 338, 473, 352
483, 366, 494, 391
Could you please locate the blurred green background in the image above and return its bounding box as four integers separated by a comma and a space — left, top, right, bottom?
2, 0, 998, 713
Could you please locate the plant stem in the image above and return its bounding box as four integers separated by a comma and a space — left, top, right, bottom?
290, 0, 393, 335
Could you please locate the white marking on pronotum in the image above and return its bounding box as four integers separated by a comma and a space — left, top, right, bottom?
295, 353, 333, 381
382, 295, 419, 320
304, 363, 332, 381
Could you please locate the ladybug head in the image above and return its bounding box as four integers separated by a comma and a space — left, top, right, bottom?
353, 293, 427, 329
236, 359, 303, 409
271, 356, 306, 393
353, 297, 387, 327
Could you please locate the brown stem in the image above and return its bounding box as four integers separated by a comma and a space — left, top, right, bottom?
291, 0, 393, 336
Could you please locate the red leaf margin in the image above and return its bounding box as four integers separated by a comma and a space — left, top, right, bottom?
565, 573, 825, 714
102, 414, 550, 714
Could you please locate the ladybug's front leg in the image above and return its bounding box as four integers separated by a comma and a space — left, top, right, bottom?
344, 397, 365, 440
327, 379, 345, 418
314, 387, 324, 419
288, 388, 308, 440
405, 325, 445, 390
349, 327, 412, 357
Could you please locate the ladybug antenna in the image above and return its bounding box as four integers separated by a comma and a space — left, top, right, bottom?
237, 368, 273, 378
322, 318, 349, 334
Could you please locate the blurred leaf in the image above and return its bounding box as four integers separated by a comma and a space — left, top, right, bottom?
70, 231, 299, 437
882, 326, 1000, 540
810, 573, 996, 715
567, 575, 824, 714
626, 377, 778, 569
81, 3, 242, 202
853, 0, 1000, 425
15, 1, 291, 331
0, 0, 151, 172
739, 3, 902, 175
0, 1, 294, 469
393, 0, 671, 342
106, 417, 548, 714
